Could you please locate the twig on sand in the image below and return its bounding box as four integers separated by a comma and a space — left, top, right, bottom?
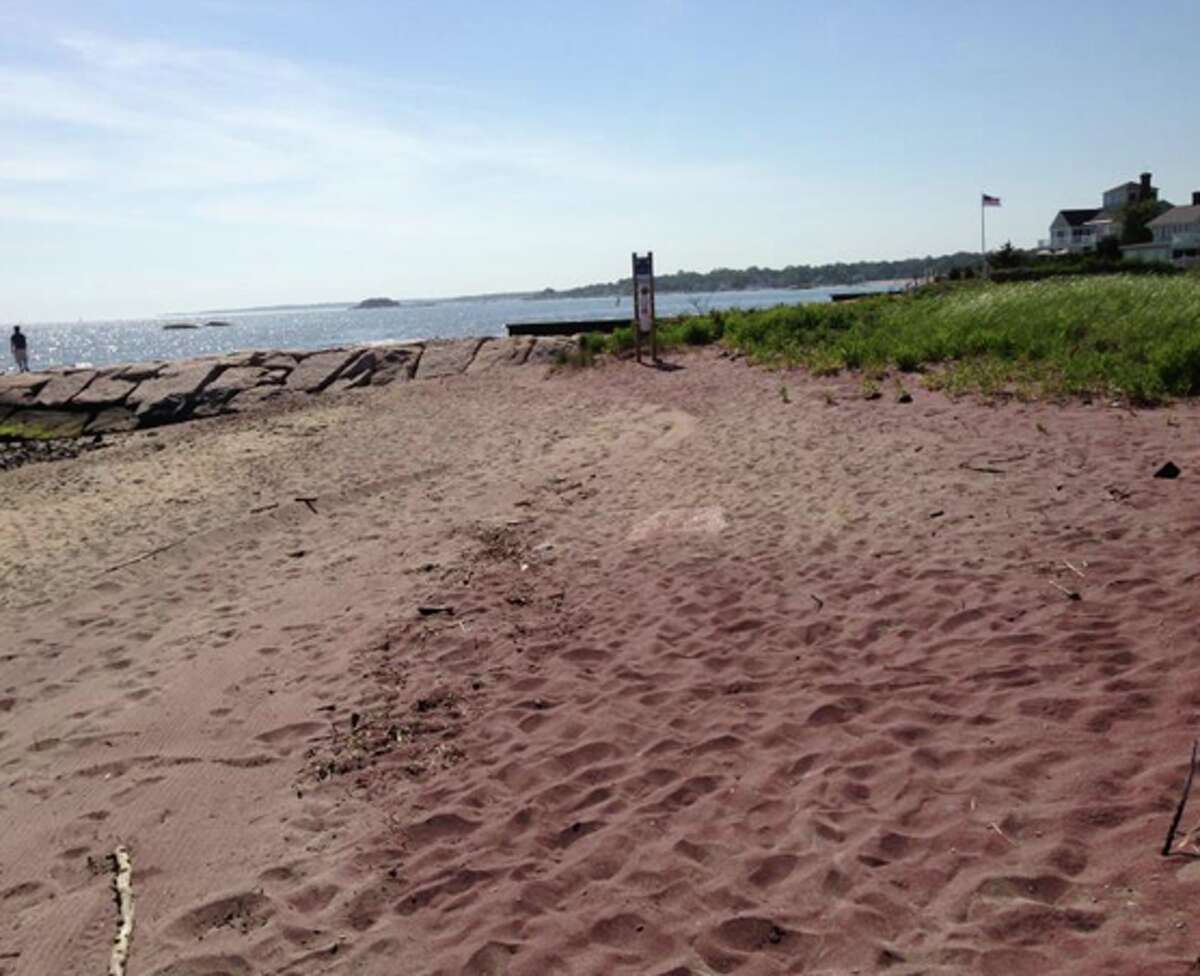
987, 822, 1016, 846
104, 538, 189, 574
810, 594, 824, 611
1162, 740, 1199, 857
295, 496, 319, 514
1063, 560, 1086, 579
109, 845, 134, 976
959, 451, 1030, 475
1048, 579, 1081, 601
249, 502, 279, 514
418, 605, 454, 617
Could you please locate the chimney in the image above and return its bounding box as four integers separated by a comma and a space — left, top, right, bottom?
1141, 172, 1152, 190
1193, 191, 1200, 206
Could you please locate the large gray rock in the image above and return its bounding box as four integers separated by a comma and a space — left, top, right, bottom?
2, 408, 90, 439
204, 366, 280, 396
415, 339, 485, 380
467, 337, 533, 372
34, 370, 97, 407
0, 373, 50, 406
189, 388, 239, 418
85, 407, 138, 434
116, 362, 165, 382
525, 336, 580, 365
127, 362, 225, 425
233, 385, 306, 410
285, 349, 360, 393
260, 354, 299, 371
70, 372, 137, 408
335, 344, 421, 389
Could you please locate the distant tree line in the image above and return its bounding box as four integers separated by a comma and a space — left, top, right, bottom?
536, 252, 985, 298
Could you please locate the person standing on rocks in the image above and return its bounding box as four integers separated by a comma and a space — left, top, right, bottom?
10, 327, 29, 372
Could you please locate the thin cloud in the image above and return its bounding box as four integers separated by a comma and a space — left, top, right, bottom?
3, 29, 778, 231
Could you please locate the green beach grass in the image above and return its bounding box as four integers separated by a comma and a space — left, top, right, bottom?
587, 274, 1200, 404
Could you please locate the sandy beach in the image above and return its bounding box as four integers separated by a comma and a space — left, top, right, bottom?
2, 348, 1199, 975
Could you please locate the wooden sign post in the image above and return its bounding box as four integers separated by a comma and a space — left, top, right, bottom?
631, 251, 657, 364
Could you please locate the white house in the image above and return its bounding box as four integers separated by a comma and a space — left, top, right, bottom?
1123, 192, 1200, 266
1045, 172, 1158, 253
1048, 208, 1102, 252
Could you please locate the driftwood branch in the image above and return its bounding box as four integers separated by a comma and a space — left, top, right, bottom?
105, 538, 189, 574
109, 845, 134, 976
1162, 740, 1198, 857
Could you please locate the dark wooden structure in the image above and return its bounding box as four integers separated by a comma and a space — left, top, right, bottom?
506, 317, 631, 337
830, 290, 893, 302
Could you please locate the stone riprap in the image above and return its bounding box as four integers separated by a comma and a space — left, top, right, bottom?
0, 336, 578, 441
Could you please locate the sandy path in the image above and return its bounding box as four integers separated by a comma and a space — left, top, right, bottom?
1, 350, 1199, 975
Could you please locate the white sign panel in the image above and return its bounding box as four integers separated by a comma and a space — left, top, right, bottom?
636, 283, 653, 332
632, 253, 654, 334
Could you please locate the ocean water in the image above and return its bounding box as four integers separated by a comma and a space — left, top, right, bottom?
9, 285, 893, 372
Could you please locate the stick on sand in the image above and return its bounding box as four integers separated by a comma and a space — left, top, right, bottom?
109, 845, 134, 976
1162, 741, 1199, 857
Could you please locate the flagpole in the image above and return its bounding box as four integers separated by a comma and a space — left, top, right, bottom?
980, 196, 987, 279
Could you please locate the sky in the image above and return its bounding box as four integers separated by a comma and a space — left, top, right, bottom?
1, 1, 1198, 321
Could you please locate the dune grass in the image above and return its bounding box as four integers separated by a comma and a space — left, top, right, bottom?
590, 275, 1200, 404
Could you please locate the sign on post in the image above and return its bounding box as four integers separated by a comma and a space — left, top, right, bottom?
631, 251, 657, 363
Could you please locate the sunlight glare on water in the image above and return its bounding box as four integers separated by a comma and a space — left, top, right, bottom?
11, 286, 893, 372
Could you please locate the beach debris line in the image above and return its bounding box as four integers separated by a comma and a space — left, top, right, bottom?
1154, 461, 1181, 480
108, 845, 134, 976
1162, 740, 1199, 857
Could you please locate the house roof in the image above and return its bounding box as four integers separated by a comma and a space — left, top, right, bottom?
1055, 208, 1101, 227
1148, 205, 1200, 227
1084, 209, 1119, 225
1105, 181, 1141, 195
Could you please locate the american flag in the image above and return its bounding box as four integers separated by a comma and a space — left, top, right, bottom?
981, 193, 1001, 207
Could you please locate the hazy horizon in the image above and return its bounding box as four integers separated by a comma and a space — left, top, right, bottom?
2, 0, 1197, 321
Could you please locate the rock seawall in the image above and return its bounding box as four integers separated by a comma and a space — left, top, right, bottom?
0, 336, 577, 441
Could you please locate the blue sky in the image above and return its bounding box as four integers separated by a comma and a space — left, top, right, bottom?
1, 0, 1197, 320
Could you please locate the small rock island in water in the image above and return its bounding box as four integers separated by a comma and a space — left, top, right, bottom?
353, 297, 401, 309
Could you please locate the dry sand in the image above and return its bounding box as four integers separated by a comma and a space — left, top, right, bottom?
1, 349, 1198, 975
